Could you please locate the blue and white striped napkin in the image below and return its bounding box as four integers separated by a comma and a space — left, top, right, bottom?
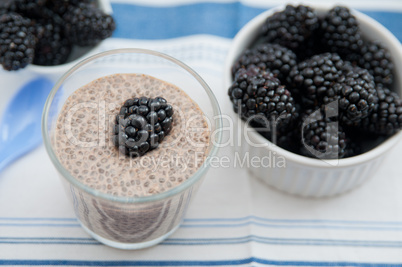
1, 0, 402, 265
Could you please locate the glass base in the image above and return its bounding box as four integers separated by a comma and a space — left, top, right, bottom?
78, 219, 180, 250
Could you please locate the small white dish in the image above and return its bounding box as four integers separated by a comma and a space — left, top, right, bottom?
224, 4, 402, 197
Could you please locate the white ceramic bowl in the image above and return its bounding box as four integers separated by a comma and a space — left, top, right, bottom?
26, 0, 113, 76
224, 4, 402, 197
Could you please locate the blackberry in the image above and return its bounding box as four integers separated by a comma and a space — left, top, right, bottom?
63, 3, 115, 46
62, 0, 95, 4
338, 67, 377, 126
360, 87, 402, 136
295, 18, 328, 61
300, 108, 348, 159
346, 41, 394, 88
287, 53, 348, 107
7, 0, 62, 23
343, 127, 387, 157
112, 96, 174, 157
47, 0, 96, 16
343, 139, 362, 158
70, 0, 95, 4
0, 1, 13, 12
295, 34, 322, 61
0, 12, 36, 71
229, 66, 298, 133
261, 5, 318, 51
276, 130, 300, 153
321, 6, 363, 57
33, 20, 72, 66
259, 129, 300, 154
231, 43, 297, 83
7, 0, 47, 14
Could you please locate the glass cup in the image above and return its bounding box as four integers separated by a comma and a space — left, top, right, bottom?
42, 48, 222, 249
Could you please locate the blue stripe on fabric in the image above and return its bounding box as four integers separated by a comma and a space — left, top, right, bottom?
0, 223, 80, 227
110, 2, 402, 42
183, 216, 402, 225
1, 259, 402, 266
0, 218, 77, 221
2, 236, 402, 248
180, 222, 402, 231
0, 236, 100, 245
4, 217, 402, 231
4, 222, 402, 231
0, 237, 93, 240
4, 216, 402, 225
0, 242, 100, 245
162, 236, 402, 248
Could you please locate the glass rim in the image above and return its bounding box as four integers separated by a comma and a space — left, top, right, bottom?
42, 48, 222, 204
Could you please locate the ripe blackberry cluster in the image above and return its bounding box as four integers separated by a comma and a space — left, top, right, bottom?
0, 12, 36, 70
338, 67, 377, 126
346, 41, 394, 87
63, 3, 115, 46
261, 5, 319, 51
7, 0, 48, 18
113, 97, 174, 157
229, 4, 400, 159
0, 0, 115, 70
321, 6, 363, 57
229, 65, 298, 134
360, 87, 402, 136
287, 53, 346, 106
231, 43, 297, 83
300, 109, 349, 159
33, 19, 71, 66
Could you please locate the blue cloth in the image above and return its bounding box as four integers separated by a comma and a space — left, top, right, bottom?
112, 2, 402, 42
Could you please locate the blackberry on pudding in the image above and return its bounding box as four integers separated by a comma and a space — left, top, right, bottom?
113, 97, 174, 157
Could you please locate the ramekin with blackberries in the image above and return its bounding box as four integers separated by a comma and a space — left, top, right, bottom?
224, 4, 402, 197
0, 0, 115, 72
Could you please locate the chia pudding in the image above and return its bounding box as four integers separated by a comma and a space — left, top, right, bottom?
52, 73, 211, 244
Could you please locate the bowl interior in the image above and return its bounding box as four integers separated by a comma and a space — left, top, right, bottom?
224, 4, 402, 168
